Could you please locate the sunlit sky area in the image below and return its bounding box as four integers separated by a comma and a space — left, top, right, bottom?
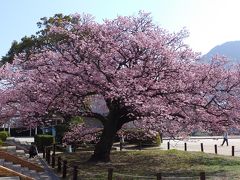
1, 0, 240, 58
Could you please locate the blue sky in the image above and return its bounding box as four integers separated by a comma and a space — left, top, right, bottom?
1, 0, 240, 58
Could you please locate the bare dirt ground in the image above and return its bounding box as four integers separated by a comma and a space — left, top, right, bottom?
161, 136, 240, 156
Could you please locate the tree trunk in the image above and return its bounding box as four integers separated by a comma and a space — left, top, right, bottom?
88, 118, 119, 162
88, 98, 133, 162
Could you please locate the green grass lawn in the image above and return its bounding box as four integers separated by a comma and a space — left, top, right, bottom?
56, 149, 240, 179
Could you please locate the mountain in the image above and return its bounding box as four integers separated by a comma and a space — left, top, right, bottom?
203, 41, 240, 63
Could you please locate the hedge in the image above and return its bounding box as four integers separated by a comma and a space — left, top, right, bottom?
0, 131, 10, 141
34, 134, 54, 152
0, 128, 42, 137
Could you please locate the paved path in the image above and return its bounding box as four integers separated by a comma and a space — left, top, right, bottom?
161, 136, 240, 156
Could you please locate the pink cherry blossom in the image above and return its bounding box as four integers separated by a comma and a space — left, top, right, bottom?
1, 12, 240, 162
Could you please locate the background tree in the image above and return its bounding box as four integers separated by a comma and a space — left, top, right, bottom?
1, 14, 78, 64
1, 12, 240, 162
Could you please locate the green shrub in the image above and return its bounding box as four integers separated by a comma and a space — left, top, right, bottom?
34, 134, 54, 152
0, 139, 3, 146
0, 131, 10, 141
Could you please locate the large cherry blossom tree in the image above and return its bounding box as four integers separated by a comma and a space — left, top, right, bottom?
1, 12, 240, 162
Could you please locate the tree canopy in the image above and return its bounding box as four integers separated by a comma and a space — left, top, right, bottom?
1, 12, 240, 162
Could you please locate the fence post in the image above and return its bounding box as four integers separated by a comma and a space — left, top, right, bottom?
45, 147, 47, 160
53, 143, 56, 155
43, 146, 46, 159
120, 142, 123, 151
167, 142, 170, 150
201, 143, 204, 152
139, 142, 142, 150
214, 144, 217, 154
51, 154, 55, 168
232, 146, 235, 156
200, 172, 206, 180
184, 143, 187, 151
73, 165, 78, 180
57, 156, 62, 172
108, 168, 113, 180
156, 173, 162, 180
62, 160, 67, 178
47, 148, 51, 165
